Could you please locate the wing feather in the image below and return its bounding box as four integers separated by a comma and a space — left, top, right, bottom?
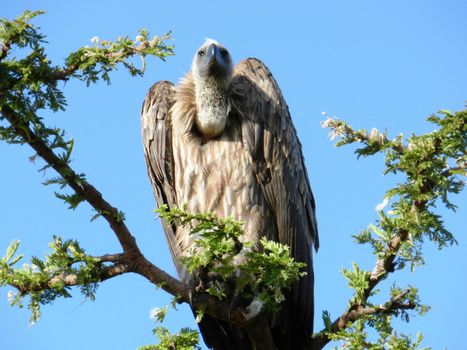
231, 58, 319, 346
141, 81, 185, 276
232, 58, 318, 249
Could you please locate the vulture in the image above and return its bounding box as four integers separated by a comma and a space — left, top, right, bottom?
141, 39, 318, 350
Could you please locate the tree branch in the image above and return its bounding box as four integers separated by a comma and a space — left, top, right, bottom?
367, 229, 409, 293
312, 195, 424, 349
44, 64, 80, 82
96, 253, 126, 263
10, 262, 130, 295
313, 289, 417, 349
321, 117, 406, 154
312, 227, 413, 349
133, 258, 269, 330
349, 289, 416, 319
42, 39, 169, 83
1, 104, 140, 256
313, 115, 467, 348
132, 256, 190, 302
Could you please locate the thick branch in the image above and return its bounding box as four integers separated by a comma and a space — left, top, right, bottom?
133, 256, 258, 328
1, 104, 140, 256
133, 256, 279, 350
133, 256, 278, 341
442, 164, 467, 177
132, 256, 190, 302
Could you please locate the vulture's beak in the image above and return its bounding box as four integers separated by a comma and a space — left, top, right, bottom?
206, 44, 228, 78
206, 44, 220, 64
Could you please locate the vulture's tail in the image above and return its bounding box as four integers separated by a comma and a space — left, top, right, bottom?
197, 314, 252, 350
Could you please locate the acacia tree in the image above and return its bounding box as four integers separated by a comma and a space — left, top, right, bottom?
1, 11, 465, 350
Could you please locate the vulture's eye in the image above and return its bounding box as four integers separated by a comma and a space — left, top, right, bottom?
198, 50, 205, 57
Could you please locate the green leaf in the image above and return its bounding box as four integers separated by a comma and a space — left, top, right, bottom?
54, 192, 84, 209
139, 327, 200, 350
9, 254, 24, 266
342, 263, 370, 305
322, 310, 332, 331
4, 240, 20, 263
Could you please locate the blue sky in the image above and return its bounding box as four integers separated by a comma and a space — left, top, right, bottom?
1, 1, 466, 349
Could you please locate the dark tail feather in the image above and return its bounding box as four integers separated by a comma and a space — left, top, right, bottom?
272, 232, 315, 350
197, 313, 252, 350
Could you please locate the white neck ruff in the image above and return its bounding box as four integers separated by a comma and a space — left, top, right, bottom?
194, 78, 230, 138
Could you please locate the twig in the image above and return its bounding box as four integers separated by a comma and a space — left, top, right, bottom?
322, 117, 406, 154
94, 253, 125, 263
11, 263, 129, 295
312, 288, 416, 349
43, 44, 156, 82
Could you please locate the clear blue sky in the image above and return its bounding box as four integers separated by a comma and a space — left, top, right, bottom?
1, 1, 466, 349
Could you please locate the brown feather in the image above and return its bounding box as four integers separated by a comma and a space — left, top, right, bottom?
231, 58, 318, 349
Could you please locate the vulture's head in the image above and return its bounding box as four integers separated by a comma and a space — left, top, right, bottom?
192, 39, 233, 88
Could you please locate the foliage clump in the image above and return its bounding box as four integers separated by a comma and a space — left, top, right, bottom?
0, 8, 173, 326
317, 109, 465, 348
0, 237, 101, 323
157, 205, 306, 312
0, 10, 173, 210
139, 327, 200, 350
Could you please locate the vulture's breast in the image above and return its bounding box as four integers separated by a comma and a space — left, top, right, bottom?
171, 114, 273, 254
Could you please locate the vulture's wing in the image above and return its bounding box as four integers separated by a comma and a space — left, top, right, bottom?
231, 58, 319, 345
141, 81, 185, 276
142, 82, 252, 350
